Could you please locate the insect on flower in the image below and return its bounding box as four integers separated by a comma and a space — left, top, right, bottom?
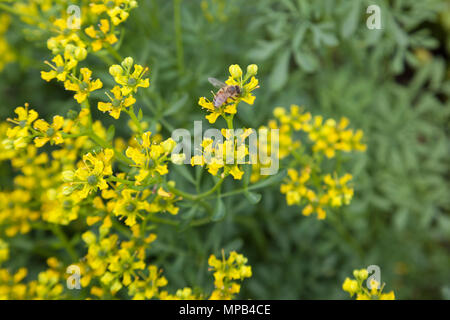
208, 77, 241, 108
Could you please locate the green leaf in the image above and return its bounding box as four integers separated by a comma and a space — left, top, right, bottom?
138, 108, 143, 121
212, 197, 226, 221
248, 40, 285, 61
269, 50, 291, 92
249, 169, 287, 191
294, 50, 318, 73
164, 93, 188, 116
106, 125, 115, 142
245, 191, 262, 204
292, 24, 308, 50
312, 23, 338, 47
181, 205, 199, 221
341, 1, 360, 38
242, 164, 252, 188
172, 164, 196, 185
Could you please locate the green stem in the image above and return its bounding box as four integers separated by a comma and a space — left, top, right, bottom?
326, 212, 364, 258
146, 215, 179, 226
206, 179, 273, 200
106, 43, 123, 63
51, 225, 79, 262
225, 115, 234, 130
166, 176, 225, 201
107, 176, 134, 185
82, 97, 133, 165
127, 108, 143, 135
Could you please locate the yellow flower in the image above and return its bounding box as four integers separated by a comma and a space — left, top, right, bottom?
306, 115, 366, 158
63, 149, 114, 200
198, 96, 234, 124
198, 64, 259, 123
342, 268, 396, 300
190, 130, 249, 180
33, 116, 65, 147
64, 68, 103, 104
125, 132, 173, 184
6, 103, 39, 149
7, 104, 38, 129
147, 187, 180, 215
208, 250, 252, 300
0, 189, 39, 237
342, 277, 358, 296
41, 192, 80, 225
109, 59, 150, 96
380, 291, 395, 300
41, 54, 77, 82
104, 247, 145, 293
111, 189, 151, 227
98, 86, 136, 119
129, 265, 169, 300
90, 0, 137, 25
47, 18, 86, 55
323, 173, 354, 207
85, 19, 118, 52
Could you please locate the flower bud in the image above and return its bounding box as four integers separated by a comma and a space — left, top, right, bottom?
167, 180, 176, 188
247, 64, 258, 76
64, 44, 76, 55
359, 269, 368, 280
75, 47, 87, 61
81, 231, 96, 245
229, 64, 242, 78
129, 1, 138, 8
121, 57, 134, 70
109, 64, 123, 77
342, 278, 358, 294
162, 138, 176, 153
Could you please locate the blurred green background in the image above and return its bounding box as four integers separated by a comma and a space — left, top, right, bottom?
0, 0, 449, 299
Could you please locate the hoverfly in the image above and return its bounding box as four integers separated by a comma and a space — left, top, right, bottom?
208, 77, 241, 108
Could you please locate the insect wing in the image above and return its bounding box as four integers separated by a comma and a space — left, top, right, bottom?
208, 77, 226, 89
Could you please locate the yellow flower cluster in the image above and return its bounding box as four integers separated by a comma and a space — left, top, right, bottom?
0, 258, 64, 300
39, 0, 140, 106
194, 64, 259, 181
208, 250, 252, 300
125, 131, 177, 185
273, 105, 366, 159
307, 116, 367, 158
281, 169, 354, 219
253, 105, 366, 219
191, 129, 253, 180
342, 268, 395, 300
